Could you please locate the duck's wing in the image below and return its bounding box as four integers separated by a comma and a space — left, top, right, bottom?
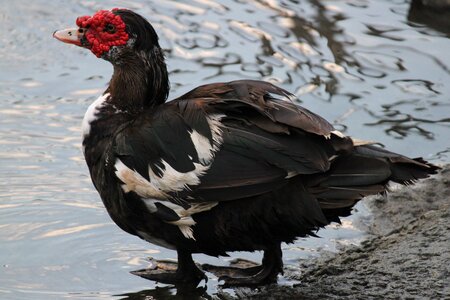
171, 80, 352, 201
114, 80, 351, 202
176, 79, 335, 137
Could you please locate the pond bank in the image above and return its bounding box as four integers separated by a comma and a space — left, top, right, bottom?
218, 164, 449, 299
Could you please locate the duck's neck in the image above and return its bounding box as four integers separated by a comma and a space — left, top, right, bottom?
107, 47, 169, 113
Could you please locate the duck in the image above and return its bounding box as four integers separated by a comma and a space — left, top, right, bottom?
53, 8, 439, 287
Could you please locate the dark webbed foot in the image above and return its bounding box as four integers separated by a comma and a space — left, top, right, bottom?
202, 258, 262, 278
131, 252, 207, 287
219, 268, 277, 287
131, 259, 180, 283
131, 265, 206, 286
216, 244, 283, 287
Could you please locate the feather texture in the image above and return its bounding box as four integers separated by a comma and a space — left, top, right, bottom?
83, 78, 438, 254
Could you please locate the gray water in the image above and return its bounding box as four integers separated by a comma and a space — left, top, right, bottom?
0, 0, 449, 299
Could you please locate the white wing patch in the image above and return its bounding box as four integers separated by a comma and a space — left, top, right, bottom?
286, 171, 298, 179
190, 130, 213, 164
189, 114, 225, 165
115, 159, 217, 239
115, 159, 168, 199
147, 160, 210, 193
207, 114, 225, 153
351, 138, 377, 146
114, 114, 225, 240
115, 158, 210, 199
325, 130, 346, 139
331, 130, 346, 138
143, 199, 217, 240
115, 114, 225, 198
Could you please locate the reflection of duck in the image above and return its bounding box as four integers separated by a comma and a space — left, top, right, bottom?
118, 285, 207, 299
53, 9, 439, 286
408, 0, 450, 36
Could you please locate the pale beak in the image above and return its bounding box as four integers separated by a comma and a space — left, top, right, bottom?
53, 27, 87, 47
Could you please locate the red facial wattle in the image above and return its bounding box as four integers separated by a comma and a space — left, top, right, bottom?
76, 10, 129, 57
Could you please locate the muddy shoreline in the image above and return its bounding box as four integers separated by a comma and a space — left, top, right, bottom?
217, 165, 449, 299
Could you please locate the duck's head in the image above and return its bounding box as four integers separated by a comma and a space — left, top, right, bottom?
53, 8, 161, 64
54, 9, 169, 109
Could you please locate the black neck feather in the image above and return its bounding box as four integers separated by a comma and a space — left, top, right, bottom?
107, 47, 169, 114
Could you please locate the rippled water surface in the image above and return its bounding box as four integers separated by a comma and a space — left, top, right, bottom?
1, 0, 449, 298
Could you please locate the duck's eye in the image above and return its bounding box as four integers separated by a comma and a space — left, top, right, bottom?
104, 23, 116, 33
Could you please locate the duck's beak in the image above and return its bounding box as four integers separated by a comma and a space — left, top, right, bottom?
53, 27, 87, 47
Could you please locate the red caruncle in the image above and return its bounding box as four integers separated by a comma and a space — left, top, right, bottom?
76, 10, 129, 57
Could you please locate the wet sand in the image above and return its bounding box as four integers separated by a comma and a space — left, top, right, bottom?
218, 164, 449, 299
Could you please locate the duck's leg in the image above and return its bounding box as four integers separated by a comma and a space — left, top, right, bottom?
131, 250, 206, 286
214, 243, 283, 287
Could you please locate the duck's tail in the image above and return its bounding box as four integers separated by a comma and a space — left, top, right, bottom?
306, 144, 439, 223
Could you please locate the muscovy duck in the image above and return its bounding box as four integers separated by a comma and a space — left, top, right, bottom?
53, 9, 438, 286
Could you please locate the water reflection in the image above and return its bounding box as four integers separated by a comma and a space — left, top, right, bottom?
0, 0, 449, 299
117, 286, 209, 300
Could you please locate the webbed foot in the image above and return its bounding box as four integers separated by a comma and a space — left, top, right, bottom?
202, 258, 262, 278
216, 244, 283, 287
219, 268, 278, 287
131, 253, 207, 287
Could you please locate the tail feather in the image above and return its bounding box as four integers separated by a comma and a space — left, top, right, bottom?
354, 144, 439, 184
307, 144, 439, 223
316, 185, 386, 203
389, 158, 439, 184
324, 154, 391, 186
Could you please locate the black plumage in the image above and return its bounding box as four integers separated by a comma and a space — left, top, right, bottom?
53, 9, 439, 286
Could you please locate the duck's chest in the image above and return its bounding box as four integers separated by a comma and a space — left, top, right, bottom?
81, 93, 130, 174
81, 94, 133, 227
82, 93, 109, 140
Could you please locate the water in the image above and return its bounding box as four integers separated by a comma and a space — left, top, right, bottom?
0, 0, 448, 298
